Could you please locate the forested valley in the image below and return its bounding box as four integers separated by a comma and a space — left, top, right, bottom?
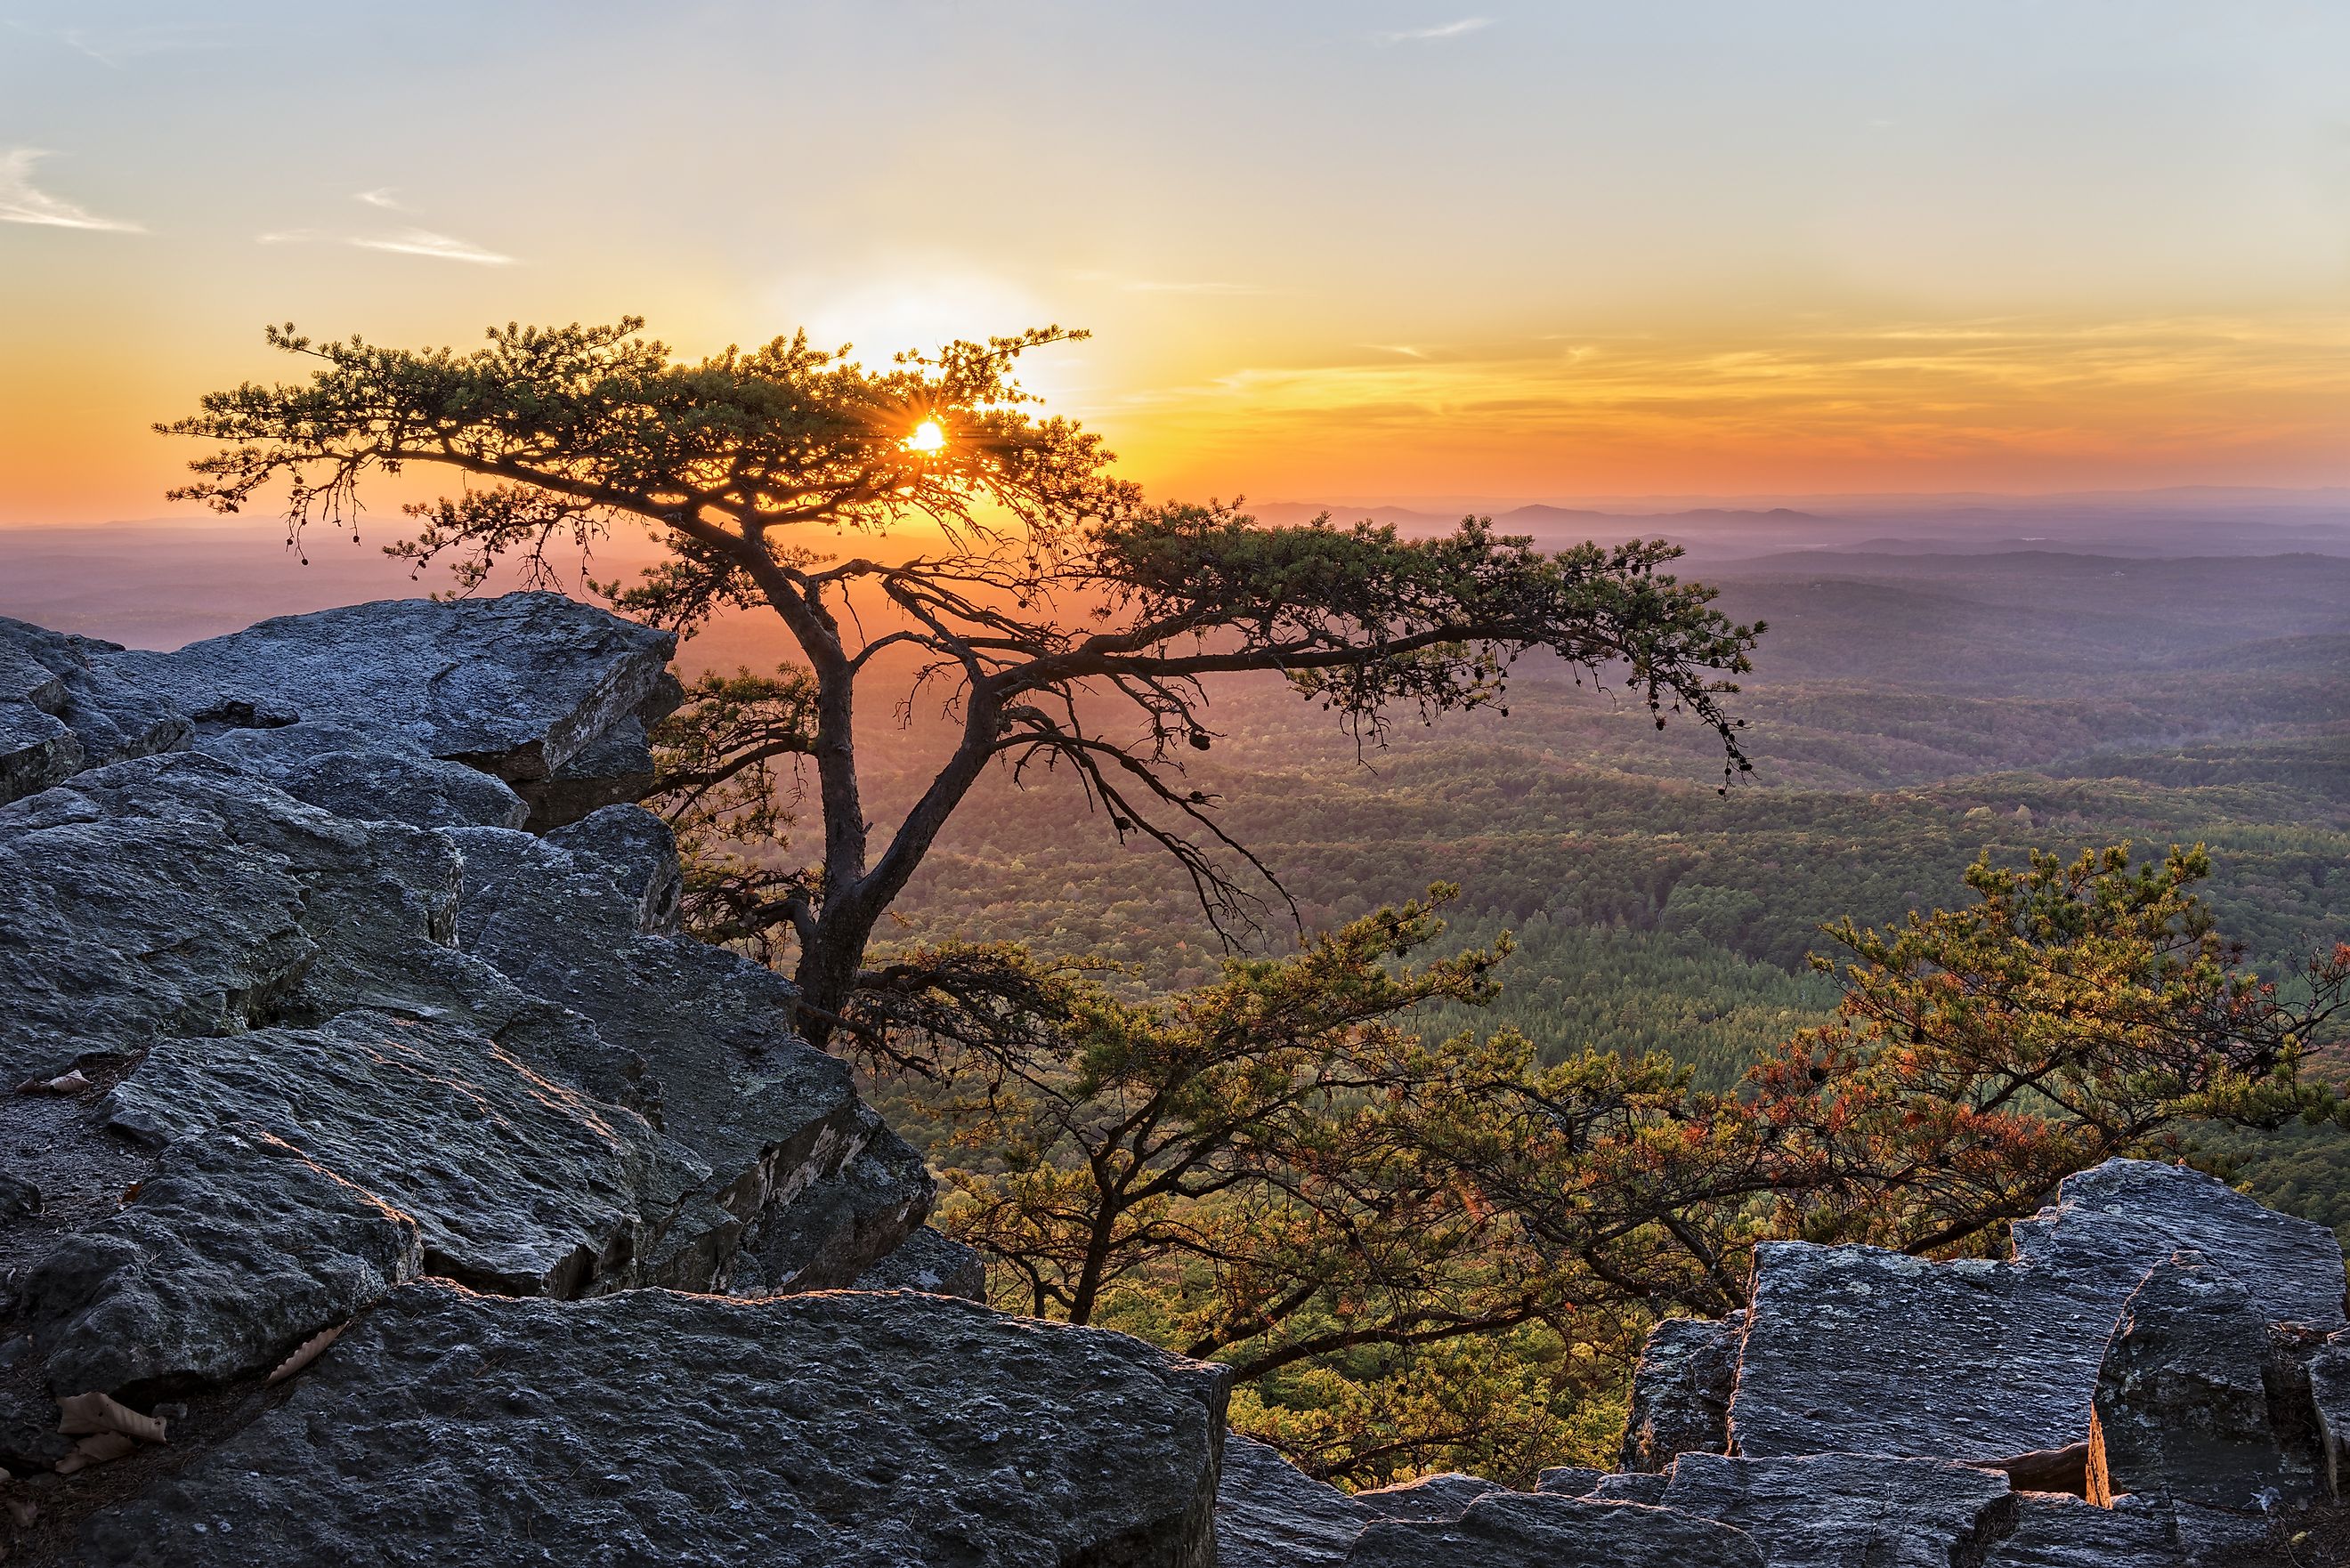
831, 535, 2350, 1479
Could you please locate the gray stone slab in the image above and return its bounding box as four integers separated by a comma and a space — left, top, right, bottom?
855, 1225, 988, 1301
1355, 1472, 1504, 1522
1981, 1495, 2185, 1568
1535, 1466, 1605, 1496
1730, 1160, 2346, 1467
2089, 1251, 2315, 1511
0, 753, 461, 1085
103, 1010, 685, 1298
1343, 1492, 1764, 1568
101, 591, 679, 783
1662, 1452, 2017, 1568
1620, 1311, 1743, 1472
79, 1284, 1229, 1568
0, 615, 188, 807
1216, 1435, 1372, 1568
1592, 1471, 1672, 1503
21, 1122, 421, 1394
196, 720, 528, 828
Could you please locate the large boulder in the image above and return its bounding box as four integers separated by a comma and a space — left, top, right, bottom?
2087, 1251, 2316, 1511
1342, 1491, 1764, 1568
100, 592, 681, 792
78, 1284, 1230, 1568
1619, 1311, 1743, 1472
1661, 1452, 2016, 1568
1729, 1160, 2346, 1468
1215, 1436, 1372, 1568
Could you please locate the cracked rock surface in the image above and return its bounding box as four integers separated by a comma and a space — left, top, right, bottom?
0, 597, 978, 1553
102, 1011, 685, 1299
1344, 1492, 1765, 1568
100, 592, 680, 788
0, 617, 187, 809
1730, 1160, 2346, 1466
77, 1284, 1229, 1568
1660, 1452, 2017, 1568
21, 1123, 421, 1397
1213, 1436, 1371, 1568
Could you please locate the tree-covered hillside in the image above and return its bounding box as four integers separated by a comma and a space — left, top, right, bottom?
877, 547, 2350, 1238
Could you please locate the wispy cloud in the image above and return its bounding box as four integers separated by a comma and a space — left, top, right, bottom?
348, 229, 516, 265
352, 188, 403, 210
4, 20, 228, 68
258, 222, 517, 264
1373, 17, 1493, 44
0, 149, 143, 231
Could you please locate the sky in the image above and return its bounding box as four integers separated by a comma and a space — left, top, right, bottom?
3, 0, 2348, 525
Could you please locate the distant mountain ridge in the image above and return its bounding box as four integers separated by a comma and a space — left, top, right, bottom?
1248, 497, 2350, 564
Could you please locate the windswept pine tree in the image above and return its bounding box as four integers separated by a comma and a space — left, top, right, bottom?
167, 320, 1759, 1044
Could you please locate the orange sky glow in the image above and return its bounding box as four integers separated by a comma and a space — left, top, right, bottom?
4, 3, 2347, 526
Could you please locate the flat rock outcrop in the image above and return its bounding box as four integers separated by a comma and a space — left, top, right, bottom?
100, 592, 680, 796
1730, 1160, 2346, 1467
76, 1284, 1229, 1568
1206, 1156, 2346, 1568
0, 595, 1195, 1565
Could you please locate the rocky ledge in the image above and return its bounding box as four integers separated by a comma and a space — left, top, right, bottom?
0, 595, 1202, 1566
1219, 1159, 2350, 1566
6, 593, 2350, 1566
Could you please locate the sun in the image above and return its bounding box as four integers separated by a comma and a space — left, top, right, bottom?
904, 418, 946, 454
